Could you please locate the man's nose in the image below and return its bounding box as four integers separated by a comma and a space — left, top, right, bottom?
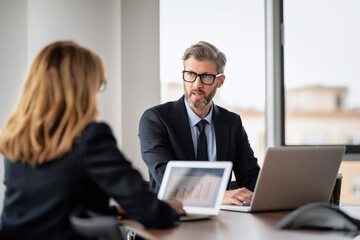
193, 75, 203, 87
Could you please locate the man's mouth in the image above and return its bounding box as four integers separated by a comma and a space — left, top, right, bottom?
191, 91, 205, 101
192, 90, 204, 96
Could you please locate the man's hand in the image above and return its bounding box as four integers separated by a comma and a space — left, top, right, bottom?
222, 187, 253, 206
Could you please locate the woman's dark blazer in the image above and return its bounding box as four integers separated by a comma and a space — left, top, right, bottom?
0, 122, 179, 240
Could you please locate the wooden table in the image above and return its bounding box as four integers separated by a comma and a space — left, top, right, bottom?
122, 204, 360, 240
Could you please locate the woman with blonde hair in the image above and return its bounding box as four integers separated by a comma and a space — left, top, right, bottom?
0, 40, 184, 240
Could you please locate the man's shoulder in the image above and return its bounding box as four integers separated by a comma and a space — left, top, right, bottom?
213, 104, 241, 119
144, 97, 184, 116
150, 100, 177, 111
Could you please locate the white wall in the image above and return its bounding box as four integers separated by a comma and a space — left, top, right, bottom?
120, 0, 160, 179
0, 0, 159, 214
26, 0, 122, 143
0, 0, 28, 127
0, 0, 28, 215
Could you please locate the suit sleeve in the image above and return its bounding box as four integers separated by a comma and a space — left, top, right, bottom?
83, 122, 180, 229
233, 123, 260, 191
138, 109, 176, 194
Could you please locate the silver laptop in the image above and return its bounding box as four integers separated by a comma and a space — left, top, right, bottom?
221, 146, 345, 213
158, 161, 232, 221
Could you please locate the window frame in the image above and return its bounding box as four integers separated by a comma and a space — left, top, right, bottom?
271, 0, 360, 155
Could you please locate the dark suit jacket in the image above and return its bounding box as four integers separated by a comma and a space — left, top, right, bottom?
0, 122, 179, 240
139, 96, 260, 194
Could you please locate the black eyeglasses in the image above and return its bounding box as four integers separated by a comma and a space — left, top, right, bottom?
182, 71, 222, 85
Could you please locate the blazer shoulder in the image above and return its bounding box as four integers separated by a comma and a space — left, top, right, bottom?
83, 121, 112, 135
141, 97, 184, 120
214, 104, 242, 121
79, 122, 116, 146
146, 101, 176, 114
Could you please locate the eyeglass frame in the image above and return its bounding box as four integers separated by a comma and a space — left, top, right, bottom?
182, 70, 223, 85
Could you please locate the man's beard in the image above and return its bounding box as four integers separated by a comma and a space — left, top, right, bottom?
184, 85, 217, 109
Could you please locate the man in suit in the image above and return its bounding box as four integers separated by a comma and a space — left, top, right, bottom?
139, 41, 260, 206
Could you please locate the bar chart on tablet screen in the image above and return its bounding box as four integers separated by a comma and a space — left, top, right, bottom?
163, 169, 223, 207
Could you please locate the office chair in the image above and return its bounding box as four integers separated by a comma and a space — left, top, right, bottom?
70, 208, 128, 240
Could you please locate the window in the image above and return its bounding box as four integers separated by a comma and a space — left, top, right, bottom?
282, 0, 360, 153
160, 0, 266, 163
280, 0, 360, 204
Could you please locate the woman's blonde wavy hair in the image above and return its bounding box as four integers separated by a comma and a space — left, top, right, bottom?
0, 40, 106, 166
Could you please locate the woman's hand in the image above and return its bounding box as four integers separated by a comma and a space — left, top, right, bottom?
115, 204, 127, 216
166, 199, 186, 215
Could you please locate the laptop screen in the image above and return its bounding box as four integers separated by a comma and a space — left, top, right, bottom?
158, 161, 232, 215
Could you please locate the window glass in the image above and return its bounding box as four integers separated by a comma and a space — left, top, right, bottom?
283, 0, 360, 148
160, 0, 266, 163
283, 0, 360, 204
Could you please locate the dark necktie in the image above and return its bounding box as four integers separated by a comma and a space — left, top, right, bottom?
196, 119, 209, 160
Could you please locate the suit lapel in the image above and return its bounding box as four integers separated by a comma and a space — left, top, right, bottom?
213, 104, 229, 161
171, 96, 196, 159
